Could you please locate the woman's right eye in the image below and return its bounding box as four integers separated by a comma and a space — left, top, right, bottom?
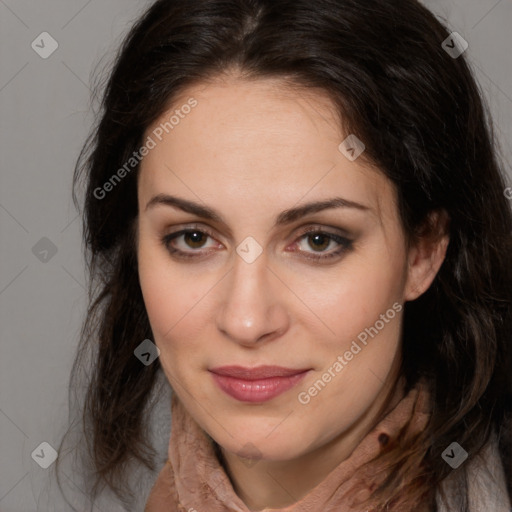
161, 228, 220, 259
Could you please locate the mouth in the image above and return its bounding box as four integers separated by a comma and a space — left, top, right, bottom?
209, 365, 311, 403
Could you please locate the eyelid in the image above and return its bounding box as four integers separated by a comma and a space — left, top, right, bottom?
163, 222, 218, 240
293, 224, 353, 239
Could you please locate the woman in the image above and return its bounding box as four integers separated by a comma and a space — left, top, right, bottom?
62, 0, 512, 510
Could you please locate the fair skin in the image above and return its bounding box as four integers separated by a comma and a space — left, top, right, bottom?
136, 74, 449, 510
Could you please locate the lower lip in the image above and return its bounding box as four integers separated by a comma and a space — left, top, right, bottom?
210, 371, 309, 403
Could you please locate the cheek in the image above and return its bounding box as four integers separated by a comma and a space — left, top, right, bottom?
293, 247, 406, 348
137, 237, 208, 359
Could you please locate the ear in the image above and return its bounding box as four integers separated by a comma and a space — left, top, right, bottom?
404, 209, 450, 302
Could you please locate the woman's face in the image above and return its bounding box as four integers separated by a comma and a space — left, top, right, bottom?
136, 76, 434, 462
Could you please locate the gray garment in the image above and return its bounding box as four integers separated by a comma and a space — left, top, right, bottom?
437, 434, 511, 512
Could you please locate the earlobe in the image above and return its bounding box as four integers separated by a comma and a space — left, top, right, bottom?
404, 210, 450, 302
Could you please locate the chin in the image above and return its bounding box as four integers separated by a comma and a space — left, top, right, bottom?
212, 422, 312, 462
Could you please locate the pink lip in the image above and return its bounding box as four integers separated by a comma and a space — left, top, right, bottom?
209, 366, 310, 403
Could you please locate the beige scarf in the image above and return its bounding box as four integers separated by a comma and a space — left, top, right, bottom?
145, 383, 432, 512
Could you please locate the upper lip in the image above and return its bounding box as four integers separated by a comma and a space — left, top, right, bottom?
209, 365, 310, 379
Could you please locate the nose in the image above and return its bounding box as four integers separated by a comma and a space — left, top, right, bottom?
216, 252, 290, 347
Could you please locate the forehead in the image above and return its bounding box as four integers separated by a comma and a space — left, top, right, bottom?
138, 76, 396, 224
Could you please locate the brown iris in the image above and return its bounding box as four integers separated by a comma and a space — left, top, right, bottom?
307, 233, 330, 252
184, 231, 207, 249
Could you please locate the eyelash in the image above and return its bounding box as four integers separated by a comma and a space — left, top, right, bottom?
160, 225, 353, 262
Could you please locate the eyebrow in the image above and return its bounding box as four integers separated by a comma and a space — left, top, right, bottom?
144, 194, 370, 230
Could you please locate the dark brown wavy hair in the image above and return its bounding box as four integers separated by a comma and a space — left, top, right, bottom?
60, 0, 512, 510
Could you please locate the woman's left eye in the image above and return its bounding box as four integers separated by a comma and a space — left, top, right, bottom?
292, 230, 353, 261
161, 227, 353, 261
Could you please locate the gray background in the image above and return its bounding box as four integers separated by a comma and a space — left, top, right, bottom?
1, 0, 511, 510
